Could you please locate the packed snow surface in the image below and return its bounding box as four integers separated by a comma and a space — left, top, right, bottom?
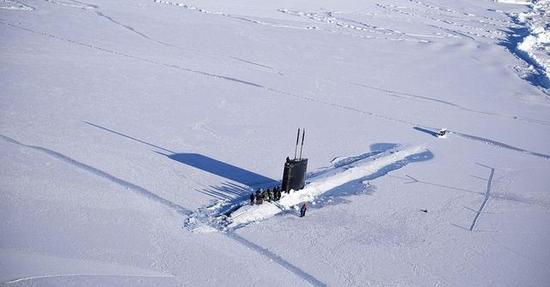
1, 0, 550, 286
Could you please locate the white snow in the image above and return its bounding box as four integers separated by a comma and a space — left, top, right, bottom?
1, 0, 550, 286
1, 249, 174, 285
496, 0, 531, 5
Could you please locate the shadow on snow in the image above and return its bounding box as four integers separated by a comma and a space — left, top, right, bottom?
83, 120, 434, 219
84, 121, 276, 201
202, 143, 433, 224
158, 152, 278, 189
413, 126, 440, 137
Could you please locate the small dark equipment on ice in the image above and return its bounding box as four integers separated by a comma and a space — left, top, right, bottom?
282, 128, 308, 193
300, 203, 308, 217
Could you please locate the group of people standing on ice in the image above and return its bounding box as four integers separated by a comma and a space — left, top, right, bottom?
250, 186, 283, 205
249, 186, 308, 217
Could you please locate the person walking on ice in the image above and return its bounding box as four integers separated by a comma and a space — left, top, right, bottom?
300, 203, 308, 217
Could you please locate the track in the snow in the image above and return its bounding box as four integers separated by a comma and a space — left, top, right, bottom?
0, 134, 192, 215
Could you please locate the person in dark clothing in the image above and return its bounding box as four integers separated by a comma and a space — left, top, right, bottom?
255, 190, 262, 204
250, 192, 255, 205
300, 203, 308, 217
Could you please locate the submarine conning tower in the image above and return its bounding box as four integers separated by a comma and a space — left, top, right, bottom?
281, 128, 308, 193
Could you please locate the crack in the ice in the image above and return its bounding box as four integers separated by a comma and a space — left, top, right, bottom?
0, 20, 266, 89
352, 82, 550, 126
0, 133, 325, 286
226, 233, 327, 287
469, 163, 495, 231
3, 20, 547, 163
93, 10, 185, 50
0, 134, 192, 215
3, 273, 174, 285
449, 130, 550, 160
83, 121, 175, 154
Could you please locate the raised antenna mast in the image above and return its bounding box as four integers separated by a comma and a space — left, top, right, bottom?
299, 128, 305, 159
294, 128, 300, 159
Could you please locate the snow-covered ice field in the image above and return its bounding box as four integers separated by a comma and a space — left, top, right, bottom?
1, 0, 550, 286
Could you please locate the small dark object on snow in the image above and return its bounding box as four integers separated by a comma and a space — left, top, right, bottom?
420, 209, 428, 213
300, 203, 308, 217
437, 129, 447, 137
